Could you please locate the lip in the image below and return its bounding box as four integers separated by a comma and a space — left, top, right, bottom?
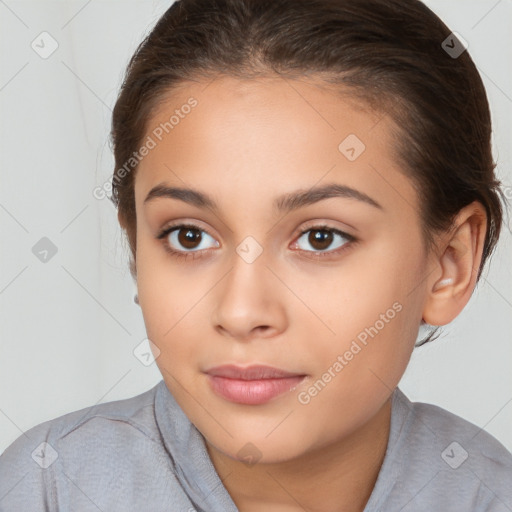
204, 364, 307, 405
205, 364, 303, 380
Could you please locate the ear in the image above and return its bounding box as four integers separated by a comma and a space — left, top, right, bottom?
422, 201, 487, 326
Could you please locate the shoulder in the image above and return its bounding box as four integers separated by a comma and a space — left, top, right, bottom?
0, 382, 165, 509
382, 389, 512, 511
2, 381, 160, 453
403, 391, 512, 472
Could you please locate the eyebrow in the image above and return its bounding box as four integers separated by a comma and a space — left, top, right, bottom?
143, 182, 383, 213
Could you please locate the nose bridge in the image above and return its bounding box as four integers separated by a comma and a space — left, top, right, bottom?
235, 234, 266, 266
211, 234, 286, 338
222, 234, 271, 307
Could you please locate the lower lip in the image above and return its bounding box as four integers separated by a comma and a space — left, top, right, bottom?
207, 375, 306, 405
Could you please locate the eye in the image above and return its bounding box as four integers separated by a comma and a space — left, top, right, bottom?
156, 223, 219, 260
156, 222, 357, 261
292, 224, 356, 258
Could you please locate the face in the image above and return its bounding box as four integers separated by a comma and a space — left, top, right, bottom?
133, 75, 430, 464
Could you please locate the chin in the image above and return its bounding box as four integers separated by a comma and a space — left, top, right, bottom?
207, 429, 312, 466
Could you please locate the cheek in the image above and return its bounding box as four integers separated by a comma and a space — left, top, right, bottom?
135, 238, 219, 378
138, 275, 201, 355
316, 234, 424, 379
135, 240, 191, 350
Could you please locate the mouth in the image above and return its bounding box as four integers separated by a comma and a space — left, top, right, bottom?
204, 364, 307, 405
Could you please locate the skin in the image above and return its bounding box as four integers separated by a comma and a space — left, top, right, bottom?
120, 74, 487, 511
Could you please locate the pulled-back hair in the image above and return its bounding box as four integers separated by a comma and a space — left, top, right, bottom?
109, 0, 507, 346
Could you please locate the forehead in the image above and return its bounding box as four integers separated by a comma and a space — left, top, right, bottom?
134, 75, 418, 219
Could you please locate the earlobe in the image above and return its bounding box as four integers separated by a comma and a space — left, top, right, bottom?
421, 201, 487, 326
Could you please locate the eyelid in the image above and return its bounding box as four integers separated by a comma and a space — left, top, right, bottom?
156, 220, 356, 244
290, 224, 356, 258
294, 219, 356, 240
156, 219, 218, 241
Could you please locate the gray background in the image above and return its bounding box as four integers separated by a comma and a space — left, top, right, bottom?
1, 0, 511, 454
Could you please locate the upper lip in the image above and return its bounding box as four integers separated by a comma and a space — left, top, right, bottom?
204, 364, 305, 380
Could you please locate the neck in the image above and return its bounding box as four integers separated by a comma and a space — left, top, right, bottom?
206, 396, 393, 512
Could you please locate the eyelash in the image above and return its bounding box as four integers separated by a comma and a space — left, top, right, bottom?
156, 222, 357, 261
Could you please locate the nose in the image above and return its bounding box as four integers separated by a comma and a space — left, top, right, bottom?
210, 246, 288, 343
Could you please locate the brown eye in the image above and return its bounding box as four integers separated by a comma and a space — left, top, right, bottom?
156, 223, 219, 258
176, 227, 203, 249
307, 229, 334, 251
294, 225, 355, 257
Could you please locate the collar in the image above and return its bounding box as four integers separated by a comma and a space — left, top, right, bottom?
155, 380, 238, 511
154, 379, 412, 511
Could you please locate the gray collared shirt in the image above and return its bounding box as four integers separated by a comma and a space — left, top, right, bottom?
1, 380, 511, 511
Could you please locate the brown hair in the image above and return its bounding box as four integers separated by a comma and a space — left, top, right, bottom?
109, 0, 507, 346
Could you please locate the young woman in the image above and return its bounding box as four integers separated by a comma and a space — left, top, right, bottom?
1, 0, 511, 510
